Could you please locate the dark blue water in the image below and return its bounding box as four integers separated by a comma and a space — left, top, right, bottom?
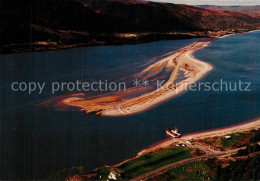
0, 32, 260, 179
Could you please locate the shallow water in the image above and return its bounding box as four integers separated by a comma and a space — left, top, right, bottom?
0, 32, 259, 179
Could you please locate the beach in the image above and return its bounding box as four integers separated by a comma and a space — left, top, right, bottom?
61, 38, 214, 116
137, 118, 260, 156
109, 117, 260, 170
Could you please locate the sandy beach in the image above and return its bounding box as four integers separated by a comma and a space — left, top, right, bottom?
110, 117, 260, 168
61, 38, 214, 116
137, 118, 260, 156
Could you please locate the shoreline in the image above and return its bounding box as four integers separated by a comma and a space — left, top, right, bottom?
0, 32, 206, 54
103, 39, 214, 116
219, 29, 260, 39
183, 117, 260, 139
125, 117, 260, 161
109, 117, 260, 169
60, 28, 260, 116
61, 38, 214, 116
72, 117, 260, 180
1, 29, 258, 55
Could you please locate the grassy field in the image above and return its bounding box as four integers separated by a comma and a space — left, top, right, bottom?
217, 133, 249, 148
148, 161, 212, 181
200, 132, 251, 150
119, 147, 192, 179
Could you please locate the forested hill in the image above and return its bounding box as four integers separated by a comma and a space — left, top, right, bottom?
0, 0, 259, 53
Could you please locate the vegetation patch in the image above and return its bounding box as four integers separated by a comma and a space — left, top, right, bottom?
199, 132, 253, 150
234, 144, 260, 157
119, 147, 192, 179
215, 155, 260, 181
250, 129, 260, 143
148, 161, 212, 181
218, 133, 250, 148
191, 148, 206, 156
94, 167, 111, 180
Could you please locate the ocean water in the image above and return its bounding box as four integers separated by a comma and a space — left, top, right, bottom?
0, 32, 260, 179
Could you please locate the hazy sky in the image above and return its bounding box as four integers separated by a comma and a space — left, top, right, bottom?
150, 0, 260, 6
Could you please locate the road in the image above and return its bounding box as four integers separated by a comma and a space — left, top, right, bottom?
129, 139, 242, 181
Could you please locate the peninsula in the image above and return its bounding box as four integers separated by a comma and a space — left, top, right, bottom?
61, 39, 213, 116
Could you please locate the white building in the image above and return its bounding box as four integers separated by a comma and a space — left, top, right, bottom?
108, 171, 120, 180
225, 135, 231, 139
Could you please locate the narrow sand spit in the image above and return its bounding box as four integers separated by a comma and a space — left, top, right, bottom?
62, 39, 214, 116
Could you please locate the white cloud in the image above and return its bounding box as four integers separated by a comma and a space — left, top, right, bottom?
149, 0, 260, 6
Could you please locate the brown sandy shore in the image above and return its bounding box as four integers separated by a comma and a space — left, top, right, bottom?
62, 38, 214, 116
45, 29, 260, 117
112, 118, 260, 167
57, 30, 260, 116
137, 118, 260, 156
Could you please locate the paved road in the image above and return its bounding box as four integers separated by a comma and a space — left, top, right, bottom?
129, 140, 242, 181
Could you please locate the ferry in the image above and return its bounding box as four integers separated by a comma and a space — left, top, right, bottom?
166, 128, 182, 138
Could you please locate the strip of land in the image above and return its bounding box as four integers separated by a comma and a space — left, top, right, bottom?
127, 118, 260, 181
65, 118, 260, 181
138, 118, 260, 156
62, 39, 214, 116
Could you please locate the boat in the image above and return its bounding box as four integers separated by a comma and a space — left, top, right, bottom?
166, 128, 182, 138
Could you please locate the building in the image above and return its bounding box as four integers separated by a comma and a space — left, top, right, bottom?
108, 171, 121, 180
225, 135, 231, 139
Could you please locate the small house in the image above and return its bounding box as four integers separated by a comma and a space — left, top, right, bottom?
224, 135, 231, 139
108, 171, 121, 180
